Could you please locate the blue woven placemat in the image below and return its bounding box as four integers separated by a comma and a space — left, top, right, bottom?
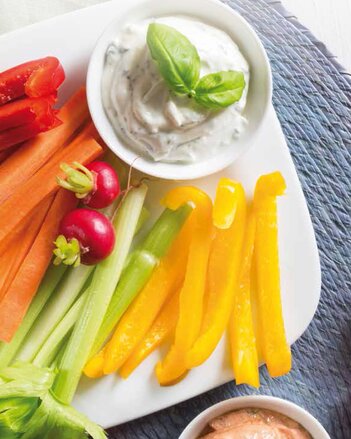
108, 1, 351, 437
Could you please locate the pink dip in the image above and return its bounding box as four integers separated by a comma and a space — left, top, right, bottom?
199, 408, 312, 439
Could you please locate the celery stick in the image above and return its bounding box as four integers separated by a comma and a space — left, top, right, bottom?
34, 293, 86, 367
91, 204, 192, 356
16, 265, 94, 363
33, 205, 149, 368
53, 184, 147, 403
136, 206, 150, 233
0, 265, 67, 368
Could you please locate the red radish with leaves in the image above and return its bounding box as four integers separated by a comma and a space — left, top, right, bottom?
54, 208, 116, 266
57, 161, 120, 209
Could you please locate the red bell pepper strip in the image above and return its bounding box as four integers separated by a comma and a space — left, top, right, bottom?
0, 96, 57, 131
0, 57, 65, 105
0, 101, 61, 150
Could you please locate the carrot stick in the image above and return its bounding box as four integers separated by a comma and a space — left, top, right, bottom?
0, 125, 96, 256
0, 146, 19, 164
0, 249, 18, 299
0, 87, 89, 204
0, 137, 103, 245
0, 189, 77, 342
0, 198, 53, 303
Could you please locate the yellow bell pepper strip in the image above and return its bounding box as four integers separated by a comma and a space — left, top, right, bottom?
155, 186, 213, 385
91, 222, 192, 376
84, 346, 105, 378
212, 177, 239, 229
229, 209, 259, 387
84, 208, 193, 379
119, 291, 180, 379
186, 180, 246, 369
253, 171, 291, 377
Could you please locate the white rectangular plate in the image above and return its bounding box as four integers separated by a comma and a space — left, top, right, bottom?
0, 0, 321, 429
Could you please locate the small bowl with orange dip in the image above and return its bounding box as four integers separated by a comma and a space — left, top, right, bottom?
179, 395, 330, 439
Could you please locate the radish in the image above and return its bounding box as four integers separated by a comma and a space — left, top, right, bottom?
57, 161, 120, 208
53, 208, 116, 266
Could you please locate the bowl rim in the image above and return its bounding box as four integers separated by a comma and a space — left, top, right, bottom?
87, 0, 273, 180
179, 395, 331, 439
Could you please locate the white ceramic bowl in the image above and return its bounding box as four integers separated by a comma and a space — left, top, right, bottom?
179, 396, 330, 438
87, 0, 272, 180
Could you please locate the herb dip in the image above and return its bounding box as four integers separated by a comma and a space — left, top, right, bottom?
102, 16, 249, 163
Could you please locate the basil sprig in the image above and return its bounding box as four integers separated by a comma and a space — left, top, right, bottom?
146, 23, 245, 109
147, 23, 200, 96
194, 71, 245, 109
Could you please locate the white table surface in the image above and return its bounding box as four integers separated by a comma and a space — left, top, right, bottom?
0, 0, 350, 70
282, 0, 351, 72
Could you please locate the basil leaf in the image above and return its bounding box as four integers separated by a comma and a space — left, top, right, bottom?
194, 71, 245, 109
146, 23, 200, 95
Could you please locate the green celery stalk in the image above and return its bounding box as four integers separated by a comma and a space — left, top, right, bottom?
32, 205, 150, 368
53, 184, 147, 403
136, 206, 150, 233
33, 293, 87, 367
0, 363, 106, 439
0, 265, 67, 368
91, 204, 192, 357
16, 265, 94, 363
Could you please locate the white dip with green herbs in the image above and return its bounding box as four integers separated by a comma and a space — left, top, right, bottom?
102, 16, 249, 163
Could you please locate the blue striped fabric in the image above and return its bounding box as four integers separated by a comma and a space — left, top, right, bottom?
109, 1, 351, 437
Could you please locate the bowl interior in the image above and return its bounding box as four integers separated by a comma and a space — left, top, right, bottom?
87, 0, 272, 180
179, 396, 330, 439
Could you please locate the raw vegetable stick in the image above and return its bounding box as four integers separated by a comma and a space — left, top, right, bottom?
229, 209, 260, 387
0, 109, 62, 150
156, 187, 213, 385
0, 265, 67, 368
34, 204, 151, 370
53, 184, 148, 403
90, 204, 193, 360
26, 204, 150, 372
0, 137, 103, 245
0, 189, 78, 343
0, 150, 9, 162
119, 292, 180, 379
0, 87, 90, 204
33, 292, 87, 367
0, 146, 18, 163
0, 123, 96, 257
0, 211, 40, 257
253, 171, 291, 377
0, 215, 30, 257
0, 198, 53, 302
0, 56, 65, 104
85, 219, 192, 378
17, 265, 94, 363
17, 197, 142, 365
186, 180, 246, 369
0, 248, 20, 306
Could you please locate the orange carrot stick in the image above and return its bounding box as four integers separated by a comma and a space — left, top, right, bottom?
0, 198, 53, 303
0, 145, 19, 164
0, 124, 96, 256
0, 137, 103, 245
0, 248, 18, 298
0, 189, 77, 342
0, 87, 90, 204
